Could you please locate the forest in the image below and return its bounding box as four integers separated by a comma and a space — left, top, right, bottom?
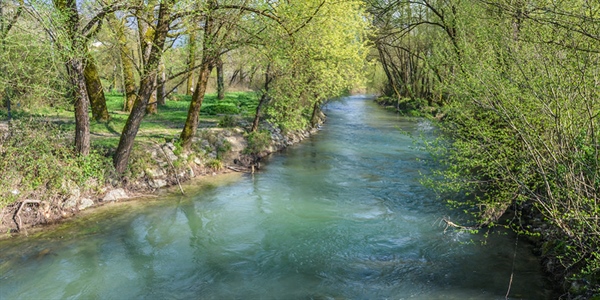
1, 0, 600, 297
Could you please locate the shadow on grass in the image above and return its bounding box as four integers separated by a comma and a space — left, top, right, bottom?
104, 121, 120, 135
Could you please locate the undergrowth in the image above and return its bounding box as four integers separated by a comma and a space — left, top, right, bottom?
0, 120, 112, 208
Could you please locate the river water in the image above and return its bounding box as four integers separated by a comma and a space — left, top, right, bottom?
0, 95, 551, 299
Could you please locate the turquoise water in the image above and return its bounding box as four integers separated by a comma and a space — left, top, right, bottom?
0, 96, 551, 299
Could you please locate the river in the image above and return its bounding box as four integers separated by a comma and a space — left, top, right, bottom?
0, 95, 552, 299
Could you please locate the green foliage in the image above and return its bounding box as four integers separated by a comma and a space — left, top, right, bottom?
0, 120, 111, 208
205, 158, 223, 171
244, 130, 271, 155
254, 0, 371, 130
216, 140, 232, 160
369, 0, 600, 293
381, 0, 600, 293
0, 18, 69, 111
202, 103, 240, 115
217, 115, 237, 128
124, 144, 154, 181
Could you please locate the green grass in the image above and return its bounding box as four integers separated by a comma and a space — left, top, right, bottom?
1, 91, 259, 149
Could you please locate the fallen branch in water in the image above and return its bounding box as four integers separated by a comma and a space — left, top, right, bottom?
226, 165, 250, 173
441, 217, 479, 232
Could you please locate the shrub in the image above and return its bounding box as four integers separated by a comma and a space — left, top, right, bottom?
218, 115, 237, 128
205, 158, 223, 171
244, 130, 271, 155
202, 103, 240, 115
0, 120, 111, 208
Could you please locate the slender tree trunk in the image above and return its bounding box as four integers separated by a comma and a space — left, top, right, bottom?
121, 53, 137, 112
84, 55, 109, 122
180, 4, 216, 149
186, 30, 196, 95
146, 90, 157, 114
157, 59, 166, 106
251, 94, 268, 132
251, 66, 271, 132
4, 87, 12, 121
113, 0, 173, 174
53, 0, 90, 155
180, 59, 214, 148
138, 17, 157, 114
69, 59, 90, 155
216, 56, 224, 100
109, 13, 137, 112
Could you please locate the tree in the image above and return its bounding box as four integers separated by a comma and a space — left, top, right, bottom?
108, 12, 137, 112
1, 0, 23, 121
179, 0, 218, 149
26, 0, 127, 155
260, 0, 370, 130
180, 0, 272, 148
113, 0, 175, 173
84, 52, 110, 122
51, 0, 92, 155
216, 56, 224, 99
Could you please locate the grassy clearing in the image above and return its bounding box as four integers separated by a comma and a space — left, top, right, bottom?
2, 91, 259, 148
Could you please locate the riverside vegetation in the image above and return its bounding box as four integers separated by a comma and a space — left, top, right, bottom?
0, 92, 325, 234
368, 0, 600, 298
2, 0, 599, 298
0, 0, 368, 233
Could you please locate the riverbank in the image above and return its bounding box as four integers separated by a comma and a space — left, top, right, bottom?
373, 95, 598, 298
0, 115, 324, 238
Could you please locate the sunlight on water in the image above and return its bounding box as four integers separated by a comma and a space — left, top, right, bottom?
0, 96, 552, 299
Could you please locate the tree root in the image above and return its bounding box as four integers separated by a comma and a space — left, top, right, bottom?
13, 200, 42, 236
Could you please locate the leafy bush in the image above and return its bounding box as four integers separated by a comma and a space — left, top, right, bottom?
216, 140, 232, 159
205, 158, 223, 171
244, 130, 271, 155
218, 115, 237, 128
202, 103, 240, 115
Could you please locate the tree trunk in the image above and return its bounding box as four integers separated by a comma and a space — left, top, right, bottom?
216, 56, 224, 100
251, 93, 268, 132
186, 30, 196, 95
310, 101, 321, 128
180, 60, 214, 148
53, 0, 90, 156
146, 89, 157, 114
251, 66, 271, 132
69, 59, 90, 155
84, 56, 109, 122
180, 5, 216, 149
109, 13, 137, 112
4, 87, 12, 121
113, 0, 173, 174
138, 18, 157, 114
157, 60, 166, 105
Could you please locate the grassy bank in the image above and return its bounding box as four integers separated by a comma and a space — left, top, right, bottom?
375, 95, 600, 298
0, 90, 325, 235
0, 92, 260, 226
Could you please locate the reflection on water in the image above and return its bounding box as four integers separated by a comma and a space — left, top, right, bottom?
0, 96, 551, 299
